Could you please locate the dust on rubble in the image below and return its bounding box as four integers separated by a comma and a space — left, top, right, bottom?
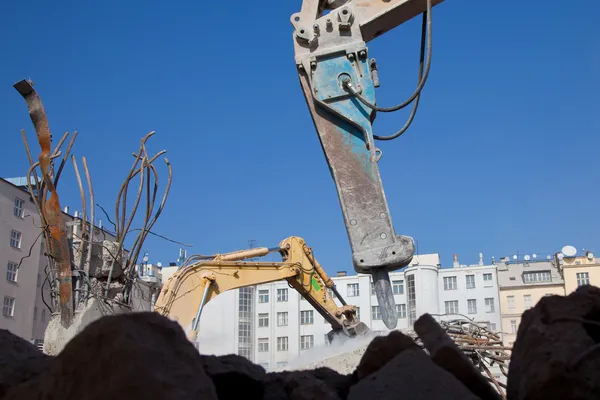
282, 330, 394, 375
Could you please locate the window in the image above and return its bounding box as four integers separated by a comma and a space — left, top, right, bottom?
355, 306, 360, 320
238, 286, 254, 361
483, 273, 493, 287
523, 271, 551, 284
485, 298, 495, 313
10, 230, 22, 249
300, 335, 314, 350
577, 272, 590, 287
300, 310, 313, 324
258, 289, 269, 303
510, 320, 517, 334
259, 362, 269, 370
277, 312, 288, 326
371, 282, 375, 295
507, 296, 515, 310
327, 288, 336, 299
407, 275, 417, 325
277, 336, 288, 351
14, 198, 24, 218
396, 304, 407, 319
258, 338, 269, 352
392, 280, 404, 295
347, 283, 359, 297
6, 262, 18, 282
445, 300, 459, 314
33, 339, 43, 351
443, 276, 457, 290
465, 275, 475, 289
467, 299, 477, 314
41, 309, 46, 322
258, 313, 269, 328
277, 288, 288, 302
3, 297, 15, 317
371, 306, 381, 320
489, 323, 497, 331
277, 362, 288, 368
523, 295, 532, 309
34, 306, 38, 321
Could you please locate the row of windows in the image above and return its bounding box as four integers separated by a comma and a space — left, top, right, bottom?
257, 304, 411, 327
443, 273, 493, 291
443, 298, 495, 315
258, 335, 315, 352
259, 273, 497, 303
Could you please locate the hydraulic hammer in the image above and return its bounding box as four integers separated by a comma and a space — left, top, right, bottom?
291, 0, 445, 328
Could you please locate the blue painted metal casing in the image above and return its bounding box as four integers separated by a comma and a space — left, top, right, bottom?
308, 50, 414, 274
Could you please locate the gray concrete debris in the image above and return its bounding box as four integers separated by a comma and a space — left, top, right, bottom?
415, 314, 501, 400
3, 286, 600, 399
4, 312, 219, 400
0, 329, 53, 399
507, 285, 600, 400
348, 347, 481, 400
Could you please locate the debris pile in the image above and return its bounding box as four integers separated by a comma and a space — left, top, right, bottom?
2, 285, 600, 400
302, 318, 510, 394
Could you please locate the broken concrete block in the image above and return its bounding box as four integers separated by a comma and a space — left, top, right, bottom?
265, 370, 342, 400
354, 329, 419, 380
201, 354, 267, 398
348, 348, 481, 400
0, 329, 53, 398
415, 313, 501, 400
5, 312, 218, 400
507, 285, 600, 400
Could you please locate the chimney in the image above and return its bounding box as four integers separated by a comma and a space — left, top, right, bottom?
63, 206, 69, 214
479, 252, 484, 266
453, 254, 459, 268
336, 271, 347, 277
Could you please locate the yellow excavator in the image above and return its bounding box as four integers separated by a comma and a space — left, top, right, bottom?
154, 236, 370, 343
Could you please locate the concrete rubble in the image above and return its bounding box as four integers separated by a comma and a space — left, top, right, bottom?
1, 285, 600, 400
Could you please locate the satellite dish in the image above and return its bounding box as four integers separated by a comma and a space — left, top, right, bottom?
532, 254, 537, 259
513, 255, 518, 260
142, 255, 149, 263
157, 262, 162, 267
587, 252, 594, 260
524, 255, 531, 261
557, 253, 564, 260
546, 255, 552, 260
561, 245, 577, 258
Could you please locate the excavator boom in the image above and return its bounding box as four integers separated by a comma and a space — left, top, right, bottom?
154, 236, 369, 343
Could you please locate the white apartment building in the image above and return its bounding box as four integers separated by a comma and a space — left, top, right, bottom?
192, 252, 502, 372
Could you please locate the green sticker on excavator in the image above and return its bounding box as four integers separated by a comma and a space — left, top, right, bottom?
311, 277, 320, 291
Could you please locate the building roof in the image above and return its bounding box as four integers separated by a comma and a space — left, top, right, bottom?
496, 260, 563, 288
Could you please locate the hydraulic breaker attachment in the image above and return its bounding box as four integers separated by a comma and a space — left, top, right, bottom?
291, 0, 445, 329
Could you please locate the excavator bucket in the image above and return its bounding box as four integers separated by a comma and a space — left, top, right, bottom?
327, 321, 372, 345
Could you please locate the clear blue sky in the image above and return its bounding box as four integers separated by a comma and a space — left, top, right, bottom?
1, 0, 599, 273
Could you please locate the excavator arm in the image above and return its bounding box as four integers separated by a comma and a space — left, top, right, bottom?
153, 236, 369, 343
291, 0, 445, 329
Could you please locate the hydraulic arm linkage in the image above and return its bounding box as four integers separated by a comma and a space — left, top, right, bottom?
291, 0, 444, 329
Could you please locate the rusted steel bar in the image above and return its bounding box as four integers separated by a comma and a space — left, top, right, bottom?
14, 79, 73, 327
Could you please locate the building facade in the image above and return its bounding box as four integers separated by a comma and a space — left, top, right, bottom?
496, 258, 565, 345
191, 253, 502, 372
559, 251, 600, 295
0, 177, 118, 347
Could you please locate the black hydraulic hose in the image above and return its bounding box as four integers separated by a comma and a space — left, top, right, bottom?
373, 6, 427, 141
343, 0, 432, 114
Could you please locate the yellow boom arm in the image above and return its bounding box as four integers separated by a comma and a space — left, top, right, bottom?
153, 236, 369, 342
